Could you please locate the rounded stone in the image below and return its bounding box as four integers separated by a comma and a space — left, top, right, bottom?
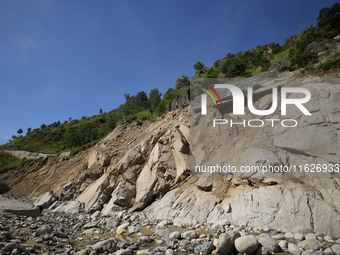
234, 235, 258, 254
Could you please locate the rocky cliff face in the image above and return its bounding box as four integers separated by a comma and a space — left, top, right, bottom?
1, 73, 340, 238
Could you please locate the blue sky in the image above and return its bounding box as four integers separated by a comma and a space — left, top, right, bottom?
0, 0, 338, 145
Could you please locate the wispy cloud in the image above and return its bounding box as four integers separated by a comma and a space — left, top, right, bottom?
14, 36, 38, 50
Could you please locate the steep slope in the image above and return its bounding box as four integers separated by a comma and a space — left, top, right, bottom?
2, 71, 338, 237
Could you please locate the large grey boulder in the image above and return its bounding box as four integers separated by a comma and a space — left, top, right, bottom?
288, 243, 302, 255
215, 231, 240, 255
92, 239, 118, 253
331, 244, 340, 255
298, 239, 323, 251
34, 192, 56, 208
258, 236, 278, 253
235, 235, 258, 254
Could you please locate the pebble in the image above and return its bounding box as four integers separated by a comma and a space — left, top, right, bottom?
0, 209, 338, 255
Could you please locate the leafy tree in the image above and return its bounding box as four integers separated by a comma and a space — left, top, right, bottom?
163, 88, 174, 100
214, 59, 222, 68
269, 42, 281, 54
131, 91, 148, 114
26, 127, 32, 136
193, 61, 205, 71
288, 24, 324, 67
149, 88, 162, 113
17, 129, 23, 135
99, 109, 103, 114
68, 117, 72, 122
63, 123, 97, 148
220, 58, 246, 77
175, 76, 190, 89
51, 121, 61, 128
317, 3, 340, 32
11, 135, 17, 140
100, 119, 116, 137
118, 91, 150, 117
205, 67, 220, 78
260, 56, 271, 71
40, 124, 46, 129
251, 52, 264, 67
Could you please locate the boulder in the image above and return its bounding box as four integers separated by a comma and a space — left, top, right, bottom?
88, 150, 110, 168
106, 218, 121, 229
258, 236, 278, 253
115, 249, 131, 255
288, 243, 302, 255
92, 239, 118, 253
235, 235, 258, 254
59, 182, 76, 201
202, 241, 214, 255
155, 229, 171, 240
34, 192, 56, 208
196, 178, 213, 191
332, 244, 340, 255
298, 239, 323, 251
215, 231, 241, 255
181, 230, 198, 240
169, 231, 181, 239
278, 240, 288, 252
77, 173, 110, 212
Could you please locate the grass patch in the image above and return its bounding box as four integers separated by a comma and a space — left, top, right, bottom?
271, 49, 290, 66
0, 151, 40, 173
70, 139, 101, 156
252, 83, 262, 91
320, 52, 340, 70
248, 66, 263, 77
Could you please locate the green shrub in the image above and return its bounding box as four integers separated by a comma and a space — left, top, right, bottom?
205, 67, 220, 78
320, 52, 340, 70
278, 63, 290, 72
214, 59, 222, 67
261, 57, 271, 71
63, 123, 98, 148
175, 76, 190, 89
288, 47, 316, 67
137, 111, 152, 120
99, 118, 116, 137
250, 52, 271, 71
220, 58, 246, 77
252, 83, 261, 91
269, 42, 282, 54
288, 24, 326, 67
0, 182, 10, 194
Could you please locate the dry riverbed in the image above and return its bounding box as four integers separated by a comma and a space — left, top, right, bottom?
1, 209, 340, 255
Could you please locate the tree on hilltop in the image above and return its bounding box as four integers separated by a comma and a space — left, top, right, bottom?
317, 3, 340, 32
193, 61, 205, 71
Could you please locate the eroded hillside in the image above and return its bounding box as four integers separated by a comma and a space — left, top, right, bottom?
1, 71, 340, 238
